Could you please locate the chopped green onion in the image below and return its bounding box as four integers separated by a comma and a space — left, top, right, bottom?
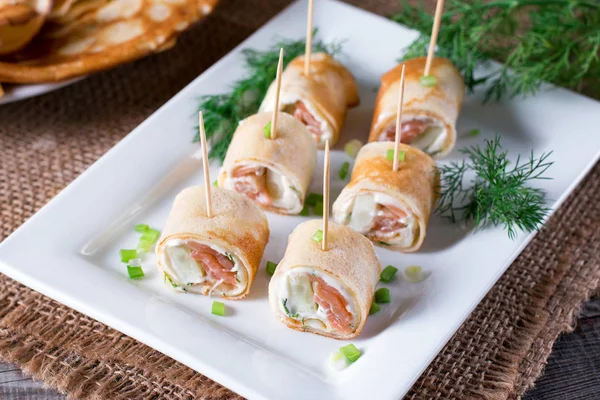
468, 128, 480, 137
211, 301, 226, 316
127, 265, 144, 279
266, 261, 278, 275
380, 265, 398, 283
164, 272, 178, 288
420, 75, 437, 87
344, 139, 363, 158
134, 224, 149, 233
137, 238, 152, 253
312, 229, 323, 243
386, 149, 405, 162
377, 241, 390, 246
369, 302, 380, 315
128, 258, 142, 267
141, 228, 160, 244
339, 161, 350, 180
375, 287, 391, 304
405, 266, 428, 283
306, 192, 323, 206
263, 121, 272, 138
339, 344, 361, 363
313, 201, 323, 217
329, 350, 349, 371
120, 249, 137, 263
213, 180, 218, 187
300, 205, 310, 216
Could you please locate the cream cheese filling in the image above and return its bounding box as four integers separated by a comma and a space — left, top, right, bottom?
336, 192, 416, 249
223, 163, 302, 211
276, 267, 357, 333
377, 112, 447, 155
160, 239, 246, 297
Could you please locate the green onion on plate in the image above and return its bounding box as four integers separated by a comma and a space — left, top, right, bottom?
380, 265, 398, 283
120, 249, 137, 263
344, 139, 363, 158
339, 344, 361, 362
211, 301, 226, 316
339, 161, 350, 180
127, 265, 144, 279
375, 287, 390, 304
266, 261, 278, 275
369, 302, 381, 315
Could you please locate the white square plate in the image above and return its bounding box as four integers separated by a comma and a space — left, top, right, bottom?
1, 1, 599, 399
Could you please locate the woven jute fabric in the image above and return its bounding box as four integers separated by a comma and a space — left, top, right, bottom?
1, 1, 599, 399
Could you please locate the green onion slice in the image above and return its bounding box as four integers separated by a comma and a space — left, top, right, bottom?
344, 139, 363, 158
266, 261, 278, 275
468, 128, 480, 137
329, 350, 350, 371
134, 224, 149, 233
213, 180, 218, 187
419, 75, 438, 87
405, 266, 428, 283
127, 265, 145, 279
120, 249, 137, 263
141, 228, 160, 244
386, 149, 405, 162
306, 192, 323, 207
263, 121, 272, 138
369, 302, 381, 315
339, 161, 350, 180
375, 287, 391, 304
313, 201, 323, 217
211, 301, 226, 316
312, 229, 323, 243
339, 344, 361, 362
300, 205, 310, 216
380, 265, 398, 283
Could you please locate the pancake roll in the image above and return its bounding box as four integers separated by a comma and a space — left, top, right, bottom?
268, 219, 380, 340
156, 186, 269, 300
332, 142, 439, 252
369, 57, 465, 158
259, 52, 359, 148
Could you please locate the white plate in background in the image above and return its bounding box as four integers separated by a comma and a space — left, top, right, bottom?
1, 1, 599, 399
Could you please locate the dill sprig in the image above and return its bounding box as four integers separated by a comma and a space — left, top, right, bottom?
437, 135, 553, 239
392, 0, 600, 101
195, 31, 341, 161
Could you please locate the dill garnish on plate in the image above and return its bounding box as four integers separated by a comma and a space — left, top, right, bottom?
392, 0, 600, 101
194, 31, 341, 162
437, 135, 554, 239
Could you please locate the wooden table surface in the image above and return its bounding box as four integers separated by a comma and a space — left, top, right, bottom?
2, 297, 599, 399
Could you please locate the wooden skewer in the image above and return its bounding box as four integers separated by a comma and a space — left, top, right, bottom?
270, 48, 284, 140
322, 140, 330, 251
198, 111, 213, 218
424, 0, 445, 77
304, 0, 314, 76
393, 65, 406, 172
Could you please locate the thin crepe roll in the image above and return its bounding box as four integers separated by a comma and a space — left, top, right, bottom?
268, 219, 380, 340
368, 57, 465, 158
259, 52, 359, 148
156, 186, 269, 300
219, 112, 317, 215
332, 142, 439, 252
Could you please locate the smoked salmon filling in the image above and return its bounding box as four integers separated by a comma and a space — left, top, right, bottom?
269, 220, 380, 340
368, 57, 465, 158
219, 112, 316, 215
156, 186, 269, 300
333, 142, 439, 253
259, 52, 359, 148
160, 241, 247, 297
375, 116, 447, 157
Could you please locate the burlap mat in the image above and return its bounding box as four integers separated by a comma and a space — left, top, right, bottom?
1, 1, 599, 399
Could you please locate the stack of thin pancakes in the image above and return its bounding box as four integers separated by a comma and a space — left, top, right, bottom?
0, 0, 219, 96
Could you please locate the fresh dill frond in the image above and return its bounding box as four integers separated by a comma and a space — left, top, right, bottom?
195, 30, 341, 161
437, 135, 553, 239
392, 0, 600, 101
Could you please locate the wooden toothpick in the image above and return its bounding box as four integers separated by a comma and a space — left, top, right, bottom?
304, 0, 314, 76
270, 48, 284, 140
322, 140, 330, 251
424, 0, 445, 77
393, 65, 406, 172
198, 111, 213, 218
